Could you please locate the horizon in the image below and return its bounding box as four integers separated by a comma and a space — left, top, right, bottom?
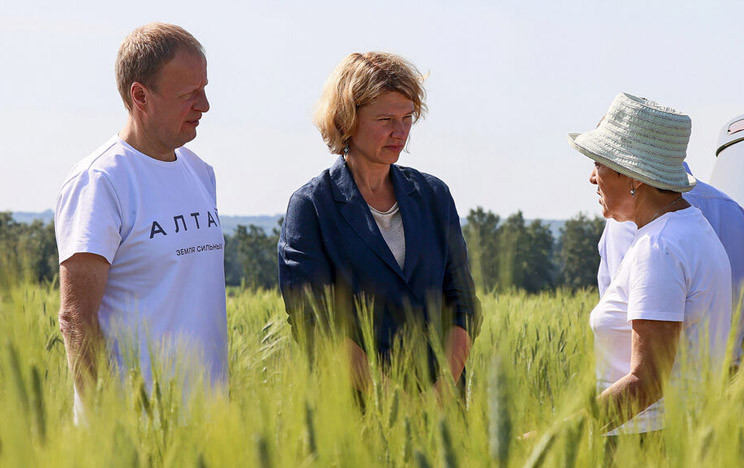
7, 208, 577, 223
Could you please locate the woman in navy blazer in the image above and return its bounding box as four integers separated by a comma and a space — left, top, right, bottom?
278, 52, 481, 394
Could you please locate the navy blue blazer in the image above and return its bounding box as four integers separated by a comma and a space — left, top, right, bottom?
278, 156, 481, 360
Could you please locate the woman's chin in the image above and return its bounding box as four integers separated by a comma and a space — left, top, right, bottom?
383, 151, 402, 165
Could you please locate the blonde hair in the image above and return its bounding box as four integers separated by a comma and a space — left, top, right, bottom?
115, 22, 204, 111
314, 52, 427, 155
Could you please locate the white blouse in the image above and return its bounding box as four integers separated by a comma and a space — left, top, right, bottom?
368, 202, 406, 270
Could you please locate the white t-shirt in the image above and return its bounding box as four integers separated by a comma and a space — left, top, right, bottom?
591, 207, 731, 434
369, 202, 406, 270
598, 176, 744, 363
55, 136, 228, 399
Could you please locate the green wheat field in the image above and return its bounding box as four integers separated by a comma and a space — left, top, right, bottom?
2, 273, 744, 467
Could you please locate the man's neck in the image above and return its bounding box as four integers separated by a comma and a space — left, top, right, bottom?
119, 117, 176, 162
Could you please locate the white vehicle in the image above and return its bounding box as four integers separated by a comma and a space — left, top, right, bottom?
711, 114, 744, 207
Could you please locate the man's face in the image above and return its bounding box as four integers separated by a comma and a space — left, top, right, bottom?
145, 49, 209, 152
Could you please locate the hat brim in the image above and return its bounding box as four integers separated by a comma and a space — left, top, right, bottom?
568, 133, 696, 192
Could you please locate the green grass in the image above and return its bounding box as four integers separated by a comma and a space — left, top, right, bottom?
1, 281, 743, 467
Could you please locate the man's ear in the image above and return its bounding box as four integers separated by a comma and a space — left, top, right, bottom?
130, 82, 149, 112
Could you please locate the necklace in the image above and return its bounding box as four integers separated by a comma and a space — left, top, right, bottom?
645, 196, 684, 226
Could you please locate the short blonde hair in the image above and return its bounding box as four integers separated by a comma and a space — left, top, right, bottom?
115, 23, 204, 111
314, 52, 427, 155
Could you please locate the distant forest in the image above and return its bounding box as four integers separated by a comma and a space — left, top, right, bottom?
2, 209, 605, 292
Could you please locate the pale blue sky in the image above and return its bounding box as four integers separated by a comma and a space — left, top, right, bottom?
2, 0, 742, 219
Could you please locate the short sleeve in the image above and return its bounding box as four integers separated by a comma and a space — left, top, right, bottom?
55, 170, 122, 264
626, 237, 686, 322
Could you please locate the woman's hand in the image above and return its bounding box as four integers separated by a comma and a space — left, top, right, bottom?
433, 326, 472, 403
344, 337, 374, 392
444, 326, 472, 384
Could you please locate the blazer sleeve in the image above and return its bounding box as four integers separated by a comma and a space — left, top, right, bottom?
442, 188, 483, 340
278, 192, 334, 339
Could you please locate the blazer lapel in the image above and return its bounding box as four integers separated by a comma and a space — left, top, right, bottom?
391, 165, 421, 282
330, 157, 405, 278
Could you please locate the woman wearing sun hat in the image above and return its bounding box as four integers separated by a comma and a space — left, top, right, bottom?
568, 92, 732, 435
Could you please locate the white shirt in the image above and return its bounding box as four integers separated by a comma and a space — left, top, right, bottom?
369, 202, 406, 270
55, 136, 228, 418
592, 207, 731, 434
598, 172, 744, 364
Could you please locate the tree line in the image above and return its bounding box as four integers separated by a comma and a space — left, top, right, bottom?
0, 208, 605, 292
0, 212, 57, 288
462, 208, 605, 293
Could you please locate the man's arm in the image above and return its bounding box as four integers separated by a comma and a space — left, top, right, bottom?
59, 253, 110, 396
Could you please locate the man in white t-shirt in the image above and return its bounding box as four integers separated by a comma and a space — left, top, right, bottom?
598, 163, 744, 367
55, 23, 227, 422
